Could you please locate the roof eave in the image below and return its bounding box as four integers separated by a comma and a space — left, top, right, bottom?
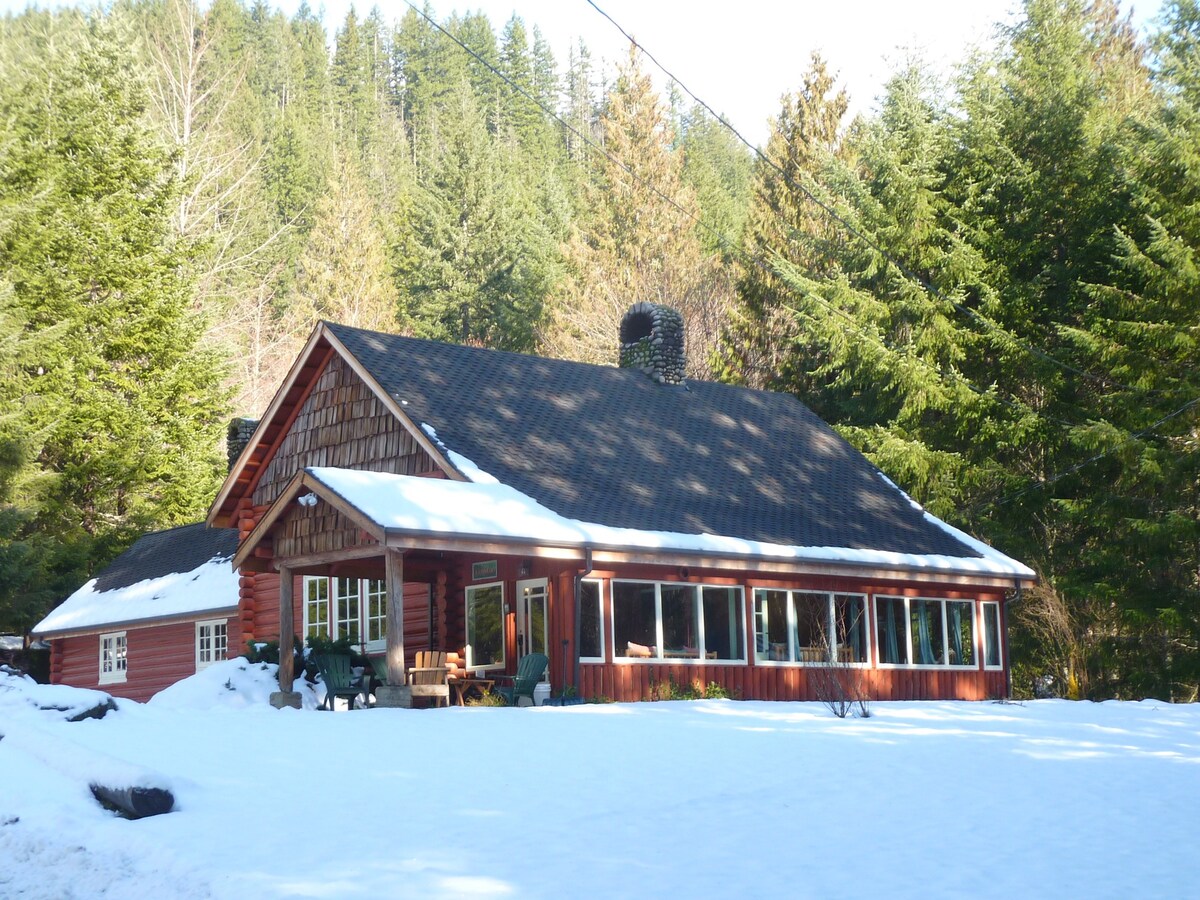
33, 605, 240, 640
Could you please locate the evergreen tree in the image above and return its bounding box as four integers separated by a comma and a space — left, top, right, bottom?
0, 11, 228, 629
547, 47, 731, 375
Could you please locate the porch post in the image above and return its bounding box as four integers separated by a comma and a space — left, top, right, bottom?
375, 548, 413, 708
385, 548, 406, 684
270, 564, 302, 709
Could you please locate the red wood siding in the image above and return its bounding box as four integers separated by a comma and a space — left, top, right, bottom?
54, 616, 235, 703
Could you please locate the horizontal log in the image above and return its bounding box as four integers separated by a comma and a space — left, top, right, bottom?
90, 784, 174, 819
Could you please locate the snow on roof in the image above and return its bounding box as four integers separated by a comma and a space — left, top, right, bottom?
308, 466, 1034, 579
32, 553, 239, 636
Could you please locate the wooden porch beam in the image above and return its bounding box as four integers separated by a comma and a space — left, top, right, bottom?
278, 564, 295, 692
272, 544, 383, 573
385, 549, 405, 687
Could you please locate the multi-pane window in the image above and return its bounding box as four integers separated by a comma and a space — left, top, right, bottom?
754, 590, 868, 664
579, 579, 604, 661
982, 601, 1003, 669
302, 576, 386, 650
365, 580, 387, 644
333, 577, 360, 642
99, 632, 127, 684
612, 580, 745, 662
196, 620, 228, 670
304, 577, 329, 641
875, 596, 979, 668
466, 583, 504, 670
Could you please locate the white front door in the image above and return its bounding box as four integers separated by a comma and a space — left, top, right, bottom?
516, 578, 549, 682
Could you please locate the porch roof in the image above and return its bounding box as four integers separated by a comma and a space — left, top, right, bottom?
240, 466, 1035, 585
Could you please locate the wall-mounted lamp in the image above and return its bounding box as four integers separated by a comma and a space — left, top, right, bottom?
297, 492, 318, 507
518, 559, 532, 578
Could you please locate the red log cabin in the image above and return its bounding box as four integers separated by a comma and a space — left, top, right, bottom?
38, 303, 1036, 704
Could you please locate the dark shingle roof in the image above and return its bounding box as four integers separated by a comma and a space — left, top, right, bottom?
94, 524, 239, 593
328, 323, 980, 559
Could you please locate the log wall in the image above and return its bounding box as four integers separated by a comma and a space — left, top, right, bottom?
251, 353, 439, 509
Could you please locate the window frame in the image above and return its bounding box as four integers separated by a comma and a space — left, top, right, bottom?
465, 581, 506, 673
302, 575, 387, 652
578, 578, 606, 663
195, 619, 228, 671
98, 631, 127, 684
873, 595, 981, 670
610, 579, 747, 665
752, 590, 871, 667
981, 600, 1004, 670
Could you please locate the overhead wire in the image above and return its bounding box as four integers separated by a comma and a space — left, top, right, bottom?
397, 0, 1077, 431
582, 0, 1165, 397
401, 0, 1198, 507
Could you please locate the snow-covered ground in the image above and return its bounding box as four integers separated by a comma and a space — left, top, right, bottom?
2, 662, 1197, 899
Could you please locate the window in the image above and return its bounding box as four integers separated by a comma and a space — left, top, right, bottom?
196, 620, 228, 670
99, 632, 127, 684
302, 576, 387, 651
982, 601, 1003, 669
579, 579, 604, 661
753, 590, 869, 664
875, 596, 979, 668
612, 580, 745, 662
466, 582, 504, 671
304, 577, 329, 641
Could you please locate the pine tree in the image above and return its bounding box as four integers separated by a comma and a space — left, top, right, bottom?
546, 47, 731, 375
0, 11, 228, 628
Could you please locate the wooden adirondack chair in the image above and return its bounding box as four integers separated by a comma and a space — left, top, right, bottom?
495, 653, 549, 707
314, 653, 363, 711
369, 655, 391, 687
408, 650, 450, 707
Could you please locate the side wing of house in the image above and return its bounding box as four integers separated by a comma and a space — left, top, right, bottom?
33, 524, 240, 702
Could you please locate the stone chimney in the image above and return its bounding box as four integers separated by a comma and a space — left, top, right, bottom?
226, 417, 259, 471
618, 302, 686, 385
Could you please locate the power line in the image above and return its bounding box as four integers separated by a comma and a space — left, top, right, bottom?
582, 0, 1162, 397
397, 0, 1075, 431
400, 0, 1197, 497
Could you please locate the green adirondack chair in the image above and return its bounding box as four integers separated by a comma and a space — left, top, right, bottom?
495, 653, 549, 707
314, 653, 363, 711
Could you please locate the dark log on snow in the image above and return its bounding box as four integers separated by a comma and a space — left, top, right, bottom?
89, 784, 174, 819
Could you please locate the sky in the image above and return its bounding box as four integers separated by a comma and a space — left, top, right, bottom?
290, 0, 1162, 144
1, 0, 1164, 145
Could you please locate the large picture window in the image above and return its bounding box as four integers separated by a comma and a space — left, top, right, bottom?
613, 580, 745, 662
99, 631, 127, 684
579, 579, 604, 662
302, 576, 386, 651
875, 596, 979, 668
754, 590, 868, 664
466, 582, 504, 671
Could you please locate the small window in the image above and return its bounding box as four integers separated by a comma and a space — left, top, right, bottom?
303, 576, 329, 640
613, 581, 657, 658
333, 577, 361, 642
754, 590, 790, 662
946, 600, 975, 667
876, 597, 909, 665
196, 620, 228, 670
702, 587, 744, 662
99, 632, 127, 684
466, 583, 504, 671
364, 579, 387, 648
982, 601, 1003, 669
579, 579, 604, 661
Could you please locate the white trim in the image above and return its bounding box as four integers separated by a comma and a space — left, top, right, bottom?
98, 631, 127, 684
579, 578, 606, 663
302, 576, 330, 641
195, 619, 229, 671
465, 581, 505, 673
981, 600, 1004, 670
610, 579, 748, 665
873, 594, 982, 670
